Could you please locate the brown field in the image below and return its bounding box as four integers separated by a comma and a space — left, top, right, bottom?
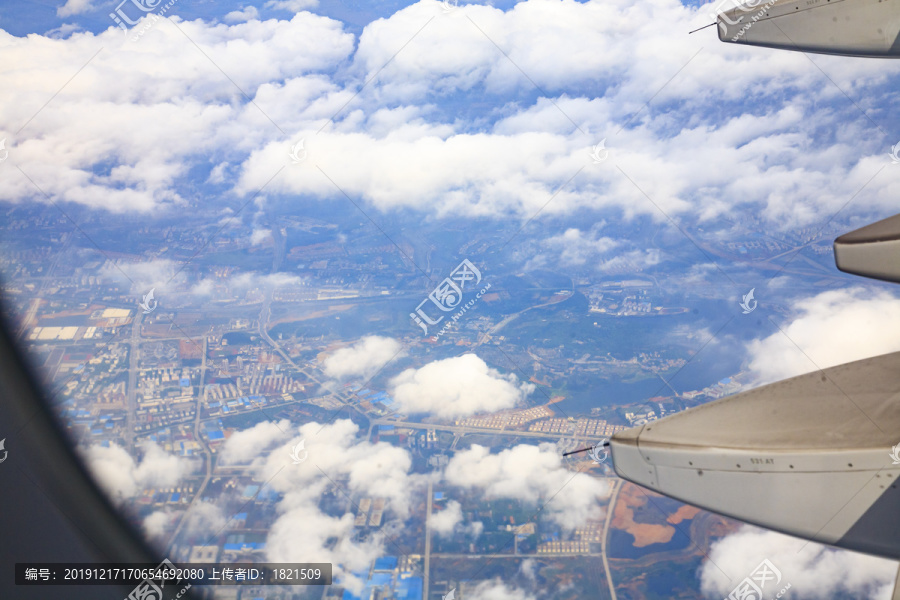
667, 504, 701, 525
611, 483, 678, 547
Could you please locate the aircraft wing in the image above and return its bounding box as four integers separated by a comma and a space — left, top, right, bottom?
716, 0, 900, 57
834, 213, 900, 284
610, 350, 900, 558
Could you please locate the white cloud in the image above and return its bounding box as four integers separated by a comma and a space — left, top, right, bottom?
699, 525, 896, 600
219, 419, 292, 465
597, 248, 661, 273
100, 258, 182, 293
322, 336, 404, 380
1, 0, 896, 231
527, 226, 619, 269
467, 579, 537, 600
208, 161, 229, 184
82, 442, 197, 502
746, 287, 900, 384
388, 354, 534, 419
428, 499, 482, 538
429, 499, 463, 534
264, 0, 319, 11
224, 6, 260, 23
57, 0, 94, 18
182, 501, 228, 537
249, 227, 272, 245
229, 272, 307, 290
0, 12, 354, 212
218, 419, 421, 592
444, 443, 609, 528
142, 509, 176, 539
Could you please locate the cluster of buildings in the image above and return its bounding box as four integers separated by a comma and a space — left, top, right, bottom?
681, 377, 743, 401
355, 498, 386, 527
338, 556, 423, 600
454, 405, 554, 429
537, 540, 593, 554
538, 520, 605, 554
528, 417, 626, 437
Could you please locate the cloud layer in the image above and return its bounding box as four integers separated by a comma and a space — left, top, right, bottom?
218, 419, 421, 593
322, 335, 404, 380
444, 443, 609, 528
82, 441, 197, 502
746, 287, 900, 384
388, 354, 535, 418
0, 0, 895, 232
700, 525, 896, 600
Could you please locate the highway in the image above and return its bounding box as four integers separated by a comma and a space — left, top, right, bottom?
166, 335, 213, 555
126, 310, 143, 452
602, 479, 622, 600
474, 278, 575, 347
427, 552, 605, 559
371, 418, 609, 442
424, 479, 433, 600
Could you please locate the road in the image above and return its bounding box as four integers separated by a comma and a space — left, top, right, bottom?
427, 552, 605, 558
126, 310, 143, 452
16, 231, 72, 340
602, 479, 622, 600
16, 298, 41, 340
371, 419, 609, 442
474, 278, 575, 347
424, 479, 433, 600
166, 335, 213, 555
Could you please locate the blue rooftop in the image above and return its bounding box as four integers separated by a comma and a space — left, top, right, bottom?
208, 430, 224, 440
397, 576, 423, 600
373, 556, 398, 571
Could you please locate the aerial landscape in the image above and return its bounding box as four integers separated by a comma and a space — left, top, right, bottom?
1, 0, 900, 598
